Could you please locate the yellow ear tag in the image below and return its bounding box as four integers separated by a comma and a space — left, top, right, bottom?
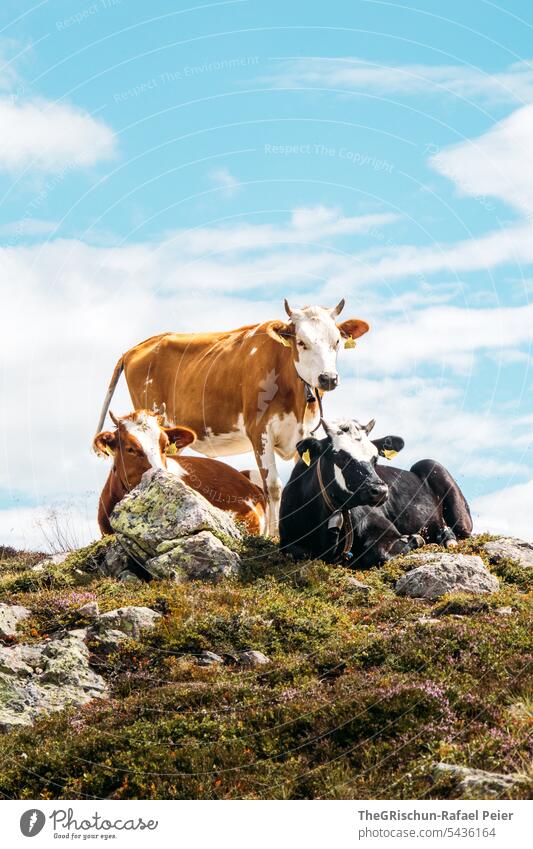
383, 449, 397, 461
344, 337, 356, 349
302, 449, 311, 466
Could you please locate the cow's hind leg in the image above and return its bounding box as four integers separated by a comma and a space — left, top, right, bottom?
410, 459, 472, 540
252, 434, 282, 537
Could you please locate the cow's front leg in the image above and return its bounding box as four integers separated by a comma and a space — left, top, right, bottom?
252, 434, 282, 537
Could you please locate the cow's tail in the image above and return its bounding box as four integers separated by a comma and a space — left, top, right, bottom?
410, 459, 473, 539
94, 354, 124, 437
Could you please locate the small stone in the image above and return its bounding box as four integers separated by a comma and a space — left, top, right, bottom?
434, 762, 530, 798
417, 617, 441, 625
89, 629, 128, 651
238, 650, 271, 668
0, 604, 31, 639
345, 577, 371, 592
0, 633, 106, 731
77, 601, 99, 619
196, 651, 224, 666
93, 606, 162, 640
495, 606, 513, 616
118, 570, 143, 584
145, 531, 241, 582
483, 537, 533, 570
33, 552, 70, 570
396, 553, 499, 600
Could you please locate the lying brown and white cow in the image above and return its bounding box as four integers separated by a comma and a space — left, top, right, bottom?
93, 410, 266, 535
94, 299, 369, 535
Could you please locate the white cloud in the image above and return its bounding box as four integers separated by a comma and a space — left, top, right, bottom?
208, 166, 240, 195
431, 104, 533, 215
472, 479, 533, 541
359, 302, 533, 374
0, 218, 57, 238
0, 97, 116, 173
265, 57, 533, 104
170, 205, 399, 256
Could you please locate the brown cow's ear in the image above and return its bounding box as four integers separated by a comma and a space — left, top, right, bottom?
93, 431, 117, 457
337, 319, 370, 342
164, 426, 196, 450
266, 320, 293, 348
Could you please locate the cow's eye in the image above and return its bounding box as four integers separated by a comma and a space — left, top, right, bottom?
297, 340, 308, 350
126, 447, 136, 454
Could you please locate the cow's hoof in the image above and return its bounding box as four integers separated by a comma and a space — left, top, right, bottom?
409, 534, 425, 549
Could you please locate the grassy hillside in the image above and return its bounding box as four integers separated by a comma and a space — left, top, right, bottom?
0, 535, 531, 800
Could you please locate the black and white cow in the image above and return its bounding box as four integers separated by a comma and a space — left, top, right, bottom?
279, 418, 472, 567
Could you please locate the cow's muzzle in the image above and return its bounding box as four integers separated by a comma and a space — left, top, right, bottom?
366, 481, 389, 506
318, 372, 339, 391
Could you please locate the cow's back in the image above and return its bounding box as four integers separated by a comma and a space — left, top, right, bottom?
123, 328, 256, 438
375, 465, 441, 534
172, 455, 266, 534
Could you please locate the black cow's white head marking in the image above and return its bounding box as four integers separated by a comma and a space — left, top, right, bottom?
296, 417, 404, 509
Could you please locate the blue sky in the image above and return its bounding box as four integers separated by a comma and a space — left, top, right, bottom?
1, 0, 532, 548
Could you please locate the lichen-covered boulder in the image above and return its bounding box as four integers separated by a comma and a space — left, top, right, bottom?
107, 470, 242, 582
93, 606, 161, 640
0, 603, 30, 639
0, 633, 106, 732
434, 762, 530, 798
145, 531, 241, 581
396, 553, 499, 599
483, 537, 533, 569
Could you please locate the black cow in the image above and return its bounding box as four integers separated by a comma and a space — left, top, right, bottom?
279, 418, 472, 567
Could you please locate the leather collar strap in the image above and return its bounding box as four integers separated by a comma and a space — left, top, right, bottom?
316, 456, 354, 563
300, 378, 323, 434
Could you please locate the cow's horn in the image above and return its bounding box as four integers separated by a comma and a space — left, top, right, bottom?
331, 298, 345, 317
109, 410, 119, 426
284, 298, 292, 318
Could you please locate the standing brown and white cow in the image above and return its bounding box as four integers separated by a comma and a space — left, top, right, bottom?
94, 300, 369, 535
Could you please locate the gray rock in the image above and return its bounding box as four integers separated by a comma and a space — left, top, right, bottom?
111, 469, 241, 553
98, 470, 243, 582
495, 606, 513, 616
483, 537, 533, 569
345, 576, 371, 593
33, 552, 70, 570
93, 606, 161, 640
118, 570, 143, 585
145, 531, 241, 582
0, 633, 106, 732
101, 539, 131, 579
396, 553, 499, 600
77, 601, 99, 619
238, 650, 271, 667
89, 628, 129, 651
434, 762, 530, 798
0, 604, 31, 639
196, 651, 224, 666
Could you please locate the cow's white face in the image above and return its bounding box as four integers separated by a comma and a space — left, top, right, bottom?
327, 418, 379, 464
122, 411, 167, 470
291, 306, 342, 391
